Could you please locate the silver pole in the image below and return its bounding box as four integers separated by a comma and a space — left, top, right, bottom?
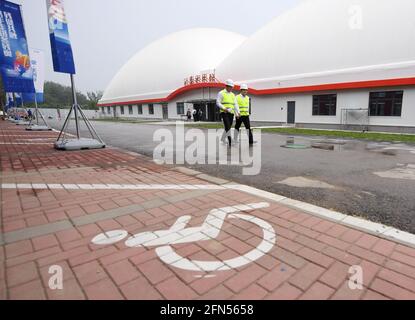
38, 105, 49, 127
70, 74, 80, 139
12, 92, 16, 108
34, 94, 39, 125
57, 106, 73, 141
77, 106, 105, 144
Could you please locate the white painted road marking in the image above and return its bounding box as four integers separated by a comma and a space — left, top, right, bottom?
1, 183, 226, 191
125, 202, 270, 247
0, 142, 52, 145
92, 202, 276, 273
156, 213, 276, 272
92, 230, 129, 245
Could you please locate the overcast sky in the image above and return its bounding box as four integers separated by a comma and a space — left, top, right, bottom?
17, 0, 300, 93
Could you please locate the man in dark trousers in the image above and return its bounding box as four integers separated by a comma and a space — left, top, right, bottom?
186, 108, 192, 121
234, 84, 254, 145
198, 109, 204, 122
217, 79, 239, 146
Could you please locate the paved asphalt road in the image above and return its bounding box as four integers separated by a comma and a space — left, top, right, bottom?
48, 119, 415, 233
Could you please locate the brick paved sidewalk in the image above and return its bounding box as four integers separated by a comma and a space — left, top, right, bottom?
0, 121, 414, 300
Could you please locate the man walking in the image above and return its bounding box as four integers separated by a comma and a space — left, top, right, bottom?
217, 79, 239, 146
186, 108, 192, 122
235, 84, 254, 145
198, 109, 204, 122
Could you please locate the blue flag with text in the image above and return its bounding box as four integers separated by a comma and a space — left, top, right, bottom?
46, 0, 75, 74
0, 0, 35, 93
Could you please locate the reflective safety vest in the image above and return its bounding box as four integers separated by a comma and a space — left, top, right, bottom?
237, 94, 250, 116
220, 89, 236, 114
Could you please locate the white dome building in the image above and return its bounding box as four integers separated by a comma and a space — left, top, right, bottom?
99, 28, 246, 107
99, 0, 415, 132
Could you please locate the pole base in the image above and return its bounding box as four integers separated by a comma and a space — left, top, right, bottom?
15, 120, 30, 126
26, 125, 52, 131
54, 138, 106, 151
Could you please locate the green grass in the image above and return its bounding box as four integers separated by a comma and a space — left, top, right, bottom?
187, 123, 415, 143
261, 128, 415, 143
91, 119, 415, 143
186, 123, 223, 129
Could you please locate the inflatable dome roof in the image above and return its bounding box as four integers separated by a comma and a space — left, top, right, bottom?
100, 28, 246, 105
216, 0, 415, 90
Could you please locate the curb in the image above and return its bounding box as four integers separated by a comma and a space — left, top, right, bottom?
220, 182, 415, 249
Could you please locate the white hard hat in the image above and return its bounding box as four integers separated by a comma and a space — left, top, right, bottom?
225, 79, 235, 87
240, 84, 249, 90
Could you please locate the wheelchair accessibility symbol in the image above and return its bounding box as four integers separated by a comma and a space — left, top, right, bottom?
92, 202, 276, 272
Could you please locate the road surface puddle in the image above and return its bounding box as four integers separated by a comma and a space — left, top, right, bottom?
278, 176, 337, 189
374, 164, 415, 180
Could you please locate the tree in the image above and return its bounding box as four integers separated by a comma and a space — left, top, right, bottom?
86, 91, 103, 110
25, 81, 91, 109
0, 80, 102, 111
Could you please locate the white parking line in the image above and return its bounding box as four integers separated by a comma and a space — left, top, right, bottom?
0, 143, 52, 145
0, 183, 226, 191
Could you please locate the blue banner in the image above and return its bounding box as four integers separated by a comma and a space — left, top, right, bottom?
46, 0, 75, 74
22, 49, 45, 103
0, 1, 35, 93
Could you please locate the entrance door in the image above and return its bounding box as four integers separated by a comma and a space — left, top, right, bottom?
193, 104, 207, 122
162, 104, 169, 120
207, 102, 221, 122
287, 101, 296, 124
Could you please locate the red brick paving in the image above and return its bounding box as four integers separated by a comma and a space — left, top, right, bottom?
1, 121, 415, 300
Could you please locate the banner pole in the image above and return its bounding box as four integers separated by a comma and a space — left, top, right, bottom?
12, 93, 17, 109
34, 94, 39, 125
46, 0, 105, 150
70, 74, 80, 139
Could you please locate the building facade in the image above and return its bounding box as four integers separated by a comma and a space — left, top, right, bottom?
99, 0, 415, 133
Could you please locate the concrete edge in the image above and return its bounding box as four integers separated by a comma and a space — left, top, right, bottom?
172, 167, 202, 176
3, 221, 73, 244
196, 174, 230, 185
224, 183, 415, 249
119, 159, 409, 247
